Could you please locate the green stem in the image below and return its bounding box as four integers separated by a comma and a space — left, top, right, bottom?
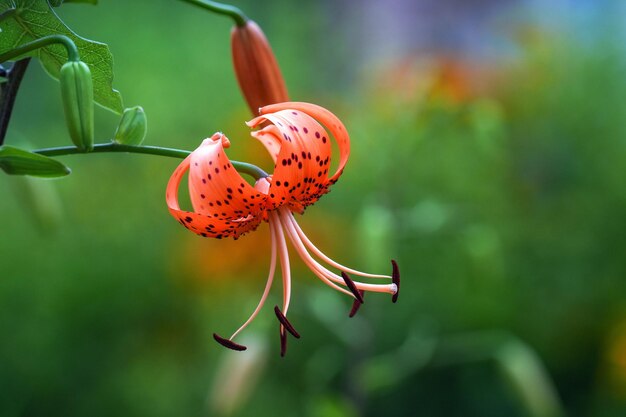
0, 58, 30, 145
0, 35, 80, 63
34, 142, 269, 180
178, 0, 248, 26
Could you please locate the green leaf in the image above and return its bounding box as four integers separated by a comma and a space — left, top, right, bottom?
0, 145, 71, 177
50, 0, 98, 6
63, 0, 98, 4
0, 0, 123, 113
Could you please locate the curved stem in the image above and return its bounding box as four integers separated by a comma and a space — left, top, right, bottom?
0, 35, 80, 63
33, 142, 269, 180
178, 0, 248, 27
0, 58, 30, 145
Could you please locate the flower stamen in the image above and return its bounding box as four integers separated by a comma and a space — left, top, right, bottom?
271, 211, 293, 320
277, 209, 353, 296
225, 216, 279, 342
280, 208, 396, 296
391, 260, 400, 303
288, 212, 391, 280
280, 328, 287, 357
341, 272, 364, 304
349, 290, 365, 318
274, 305, 301, 338
213, 333, 247, 351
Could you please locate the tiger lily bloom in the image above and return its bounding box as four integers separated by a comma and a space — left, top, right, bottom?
166, 102, 399, 356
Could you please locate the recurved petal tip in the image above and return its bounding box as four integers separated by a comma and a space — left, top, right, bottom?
213, 333, 247, 351
246, 115, 266, 128
391, 259, 400, 303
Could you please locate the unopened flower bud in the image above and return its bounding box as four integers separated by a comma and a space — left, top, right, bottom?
231, 20, 289, 114
59, 60, 94, 151
114, 106, 147, 146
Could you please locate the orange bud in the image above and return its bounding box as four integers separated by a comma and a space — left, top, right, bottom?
231, 21, 289, 115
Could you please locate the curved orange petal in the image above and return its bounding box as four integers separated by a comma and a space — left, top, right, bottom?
250, 124, 281, 162
166, 135, 264, 239
248, 109, 332, 211
259, 102, 350, 185
189, 133, 266, 219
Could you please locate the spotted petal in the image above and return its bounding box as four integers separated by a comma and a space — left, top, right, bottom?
166, 134, 264, 239
259, 102, 350, 185
247, 107, 335, 211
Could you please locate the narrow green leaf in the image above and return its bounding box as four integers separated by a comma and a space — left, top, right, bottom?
0, 0, 123, 113
63, 0, 98, 4
0, 145, 71, 177
50, 0, 98, 6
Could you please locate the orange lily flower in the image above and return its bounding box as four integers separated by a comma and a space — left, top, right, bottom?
166, 102, 399, 355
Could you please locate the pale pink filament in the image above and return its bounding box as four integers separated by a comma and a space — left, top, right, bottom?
229, 214, 279, 341
276, 209, 353, 296
278, 208, 397, 297
288, 213, 391, 280
270, 211, 292, 317
226, 206, 395, 343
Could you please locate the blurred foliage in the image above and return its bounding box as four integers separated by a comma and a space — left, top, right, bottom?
1, 1, 626, 417
0, 0, 122, 112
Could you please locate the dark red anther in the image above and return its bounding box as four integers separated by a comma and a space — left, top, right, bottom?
280, 327, 287, 357
213, 333, 247, 351
391, 259, 400, 303
341, 272, 364, 304
274, 306, 301, 338
349, 290, 365, 318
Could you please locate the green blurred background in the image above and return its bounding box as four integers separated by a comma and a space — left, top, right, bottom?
1, 0, 626, 416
